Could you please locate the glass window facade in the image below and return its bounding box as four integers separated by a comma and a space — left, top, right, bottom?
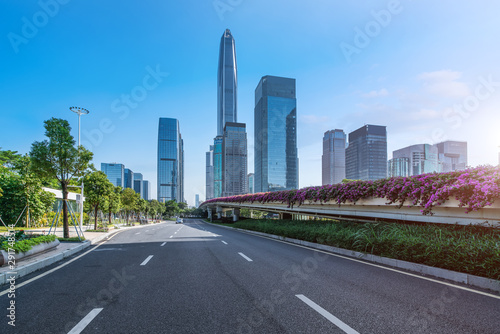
346, 125, 387, 181
157, 118, 184, 203
124, 168, 134, 189
217, 29, 237, 136
142, 180, 150, 201
213, 136, 223, 198
222, 122, 247, 196
101, 163, 124, 187
322, 129, 346, 185
205, 145, 214, 200
254, 76, 298, 192
437, 141, 467, 172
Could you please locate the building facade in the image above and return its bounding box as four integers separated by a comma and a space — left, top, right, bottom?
195, 194, 200, 208
124, 168, 134, 189
346, 125, 387, 181
387, 157, 411, 178
101, 163, 124, 187
213, 136, 223, 198
222, 122, 247, 196
322, 129, 346, 185
217, 29, 238, 136
133, 179, 143, 198
247, 173, 254, 194
157, 118, 184, 203
436, 140, 467, 172
391, 144, 439, 177
142, 180, 151, 201
205, 145, 214, 201
254, 75, 298, 192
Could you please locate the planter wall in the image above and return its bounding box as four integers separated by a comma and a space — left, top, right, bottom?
0, 239, 60, 266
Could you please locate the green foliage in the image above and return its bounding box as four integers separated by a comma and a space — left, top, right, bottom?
163, 200, 179, 217
221, 219, 500, 280
84, 171, 114, 229
30, 118, 93, 238
58, 236, 85, 242
1, 234, 57, 253
121, 187, 139, 224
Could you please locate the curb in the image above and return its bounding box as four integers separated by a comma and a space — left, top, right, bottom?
206, 221, 500, 295
0, 227, 126, 286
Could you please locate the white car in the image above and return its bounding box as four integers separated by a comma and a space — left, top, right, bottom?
176, 217, 183, 224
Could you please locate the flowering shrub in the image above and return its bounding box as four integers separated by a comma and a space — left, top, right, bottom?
202, 166, 500, 215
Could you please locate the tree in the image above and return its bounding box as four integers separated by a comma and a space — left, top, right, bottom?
149, 199, 163, 222
30, 118, 93, 238
84, 171, 113, 230
103, 186, 122, 225
164, 200, 179, 218
136, 198, 147, 223
121, 188, 139, 225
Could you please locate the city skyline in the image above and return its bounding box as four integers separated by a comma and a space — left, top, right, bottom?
2, 1, 500, 206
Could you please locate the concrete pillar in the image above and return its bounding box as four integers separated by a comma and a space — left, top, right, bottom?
216, 206, 223, 219
207, 208, 213, 222
233, 208, 240, 222
279, 212, 293, 220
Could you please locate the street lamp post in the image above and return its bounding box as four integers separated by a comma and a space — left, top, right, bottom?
70, 106, 90, 231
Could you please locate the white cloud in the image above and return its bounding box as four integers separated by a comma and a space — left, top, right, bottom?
362, 88, 389, 98
417, 69, 470, 98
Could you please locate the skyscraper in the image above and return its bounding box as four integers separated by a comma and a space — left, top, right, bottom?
213, 136, 223, 198
391, 144, 439, 176
254, 75, 298, 192
205, 145, 214, 200
195, 194, 200, 208
436, 140, 467, 172
346, 124, 387, 181
247, 173, 254, 194
222, 122, 247, 196
157, 118, 184, 203
217, 29, 238, 136
142, 180, 151, 201
322, 129, 346, 185
101, 163, 124, 187
124, 168, 134, 189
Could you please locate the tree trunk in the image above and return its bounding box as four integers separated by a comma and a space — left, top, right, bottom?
108, 210, 112, 226
94, 205, 99, 230
62, 183, 69, 238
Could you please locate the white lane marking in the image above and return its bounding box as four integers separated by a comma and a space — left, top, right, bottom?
225, 226, 500, 300
135, 232, 140, 235
0, 230, 123, 297
145, 230, 149, 232
221, 241, 228, 245
238, 252, 253, 262
140, 255, 154, 266
169, 236, 173, 238
296, 295, 359, 334
160, 242, 166, 247
67, 308, 103, 334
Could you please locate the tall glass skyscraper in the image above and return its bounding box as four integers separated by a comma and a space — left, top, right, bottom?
346, 124, 387, 181
157, 118, 184, 203
213, 136, 223, 198
142, 180, 151, 201
322, 129, 346, 185
101, 163, 124, 187
217, 29, 238, 136
222, 122, 247, 196
205, 145, 214, 200
124, 168, 134, 189
254, 75, 298, 192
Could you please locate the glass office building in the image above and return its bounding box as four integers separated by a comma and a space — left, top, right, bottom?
217, 29, 238, 136
247, 173, 254, 194
436, 140, 467, 172
206, 145, 214, 200
157, 118, 184, 203
222, 122, 247, 196
322, 129, 346, 185
346, 125, 387, 181
142, 180, 150, 201
133, 179, 143, 198
124, 168, 134, 189
213, 136, 223, 198
388, 157, 411, 178
101, 163, 124, 187
254, 75, 298, 192
392, 144, 439, 176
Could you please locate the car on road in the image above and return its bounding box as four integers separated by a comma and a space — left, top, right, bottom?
176, 217, 183, 224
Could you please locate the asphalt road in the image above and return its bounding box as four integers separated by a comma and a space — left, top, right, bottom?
0, 219, 499, 333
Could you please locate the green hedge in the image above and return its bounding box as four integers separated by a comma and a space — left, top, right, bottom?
1, 234, 57, 253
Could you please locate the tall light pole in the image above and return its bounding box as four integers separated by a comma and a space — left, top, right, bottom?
70, 106, 90, 231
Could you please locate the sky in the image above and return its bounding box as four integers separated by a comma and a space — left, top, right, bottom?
1, 0, 500, 206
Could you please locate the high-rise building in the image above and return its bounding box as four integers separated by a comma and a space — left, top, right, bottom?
391, 144, 439, 177
247, 173, 254, 194
206, 145, 214, 200
387, 157, 411, 178
346, 125, 387, 181
195, 194, 200, 208
142, 180, 151, 201
254, 75, 298, 192
101, 163, 124, 187
322, 129, 346, 185
217, 29, 238, 136
133, 179, 143, 198
157, 118, 184, 203
124, 168, 134, 189
222, 122, 247, 196
213, 136, 223, 198
436, 140, 467, 172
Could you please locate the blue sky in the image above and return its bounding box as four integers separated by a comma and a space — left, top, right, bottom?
2, 0, 500, 206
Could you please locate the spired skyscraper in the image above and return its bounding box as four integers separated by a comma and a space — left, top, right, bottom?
254, 75, 298, 192
157, 118, 184, 203
217, 29, 238, 137
208, 29, 247, 199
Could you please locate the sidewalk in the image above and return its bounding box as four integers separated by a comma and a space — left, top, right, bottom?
0, 224, 138, 286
